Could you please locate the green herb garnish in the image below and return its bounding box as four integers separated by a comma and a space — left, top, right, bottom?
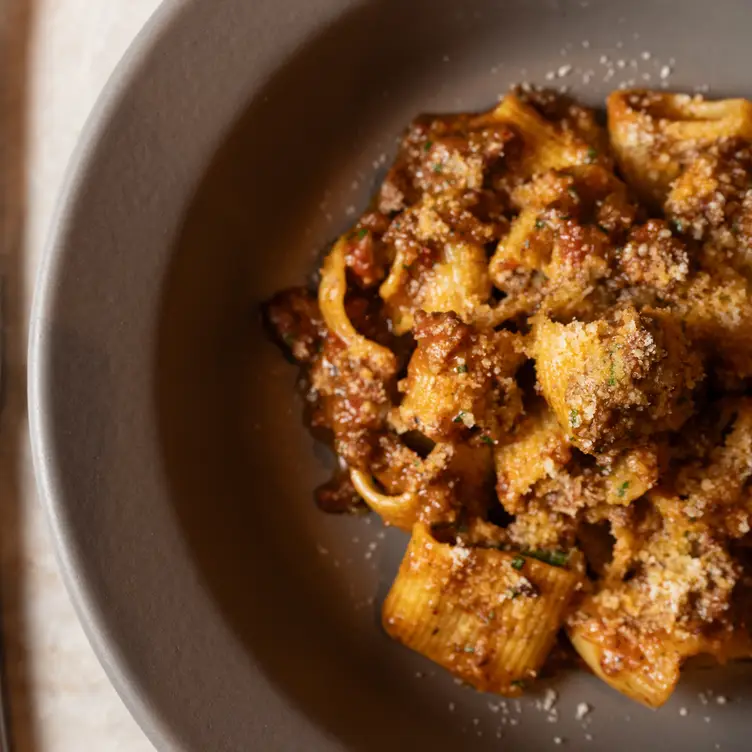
673, 218, 684, 233
535, 218, 546, 230
464, 645, 475, 653
569, 408, 581, 428
456, 364, 468, 374
432, 163, 443, 173
481, 435, 494, 446
357, 227, 368, 239
511, 680, 526, 689
511, 556, 525, 570
617, 481, 630, 498
526, 549, 569, 567
453, 411, 467, 424
424, 140, 433, 152
586, 146, 598, 163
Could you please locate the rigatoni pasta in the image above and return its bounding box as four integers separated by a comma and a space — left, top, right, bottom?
266, 86, 752, 707
383, 524, 580, 695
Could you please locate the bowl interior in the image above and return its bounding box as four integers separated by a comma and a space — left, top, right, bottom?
35, 0, 752, 750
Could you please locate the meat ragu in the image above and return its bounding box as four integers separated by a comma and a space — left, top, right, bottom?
265, 87, 752, 706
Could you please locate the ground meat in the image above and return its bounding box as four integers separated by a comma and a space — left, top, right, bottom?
378, 113, 519, 214
490, 165, 637, 322
674, 398, 752, 527
666, 139, 752, 238
396, 311, 525, 443
310, 334, 391, 457
266, 287, 327, 363
315, 472, 368, 514
343, 212, 393, 288
617, 220, 690, 293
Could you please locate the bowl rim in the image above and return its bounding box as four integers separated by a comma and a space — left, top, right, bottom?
28, 2, 188, 749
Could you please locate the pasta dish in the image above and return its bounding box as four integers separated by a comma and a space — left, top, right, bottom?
266, 87, 752, 707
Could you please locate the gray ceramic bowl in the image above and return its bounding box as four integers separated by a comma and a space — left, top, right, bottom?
29, 0, 752, 750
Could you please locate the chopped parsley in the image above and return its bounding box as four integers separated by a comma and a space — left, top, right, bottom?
511, 679, 526, 689
464, 645, 475, 653
357, 227, 368, 239
511, 555, 525, 570
488, 610, 496, 620
608, 360, 617, 386
569, 408, 581, 428
535, 218, 546, 230
432, 162, 443, 173
481, 435, 494, 446
424, 140, 433, 152
506, 588, 521, 599
586, 146, 598, 163
453, 411, 467, 424
559, 213, 571, 221
617, 481, 630, 498
402, 263, 412, 271
673, 218, 684, 233
525, 549, 569, 567
456, 363, 468, 374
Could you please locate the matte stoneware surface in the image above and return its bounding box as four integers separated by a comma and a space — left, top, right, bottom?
29, 1, 752, 750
